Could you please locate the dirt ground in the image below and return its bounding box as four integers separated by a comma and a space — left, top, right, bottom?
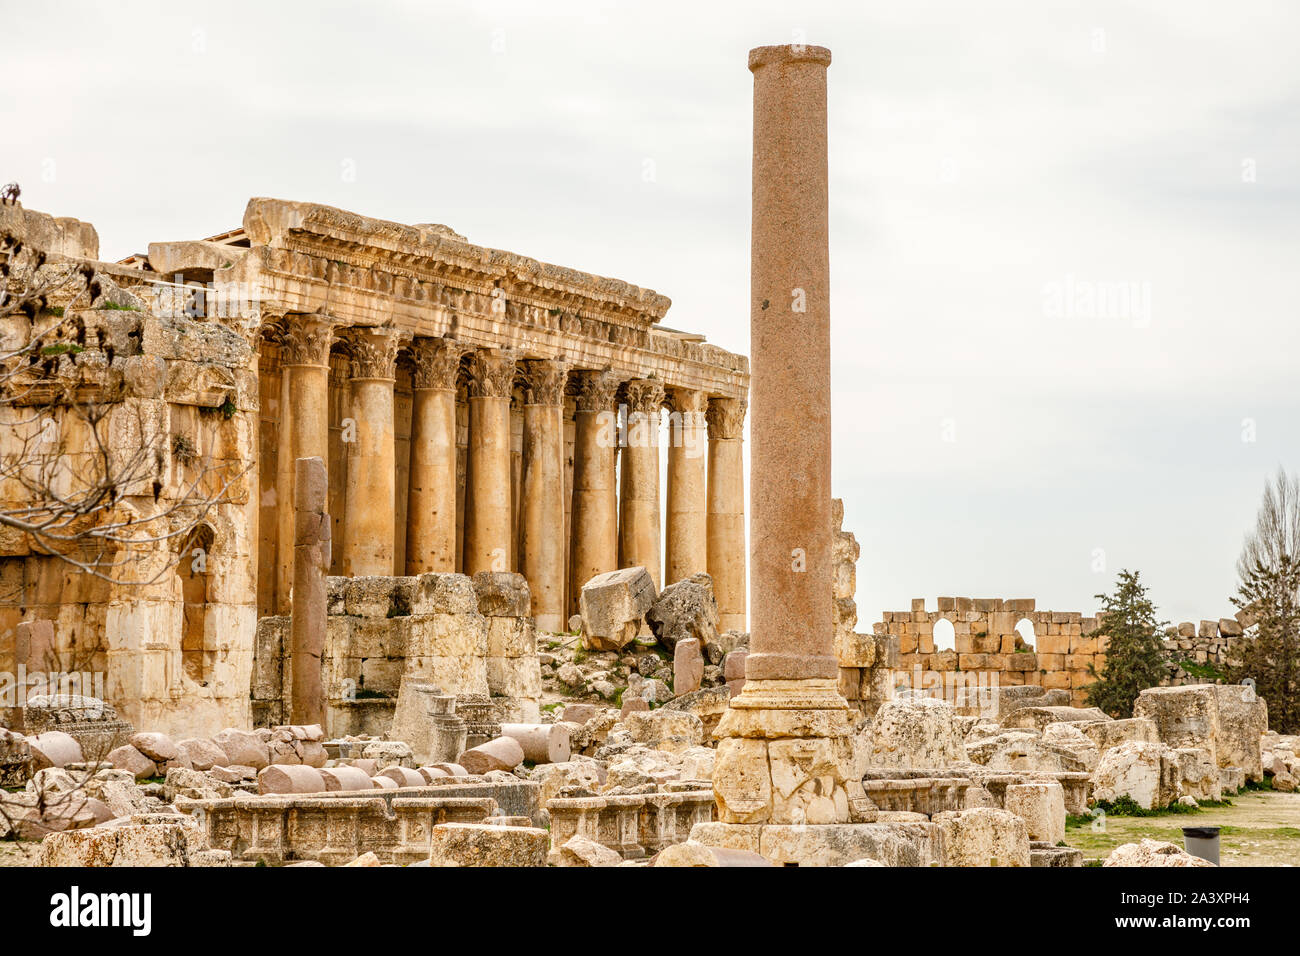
1065, 789, 1300, 866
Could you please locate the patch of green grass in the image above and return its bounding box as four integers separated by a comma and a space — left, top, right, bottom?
40, 343, 84, 356
1176, 658, 1226, 681
571, 647, 589, 665
540, 702, 562, 713
96, 300, 139, 311
1094, 795, 1199, 818
1244, 776, 1274, 792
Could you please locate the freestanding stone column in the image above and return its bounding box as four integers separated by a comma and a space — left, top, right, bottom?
666, 388, 709, 586
276, 314, 334, 614
568, 370, 621, 616
291, 455, 330, 727
519, 359, 568, 632
340, 325, 404, 576
464, 348, 518, 575
705, 397, 747, 633
708, 44, 868, 830
406, 337, 467, 574
619, 377, 665, 590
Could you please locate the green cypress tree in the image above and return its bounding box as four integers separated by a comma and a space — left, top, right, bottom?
1228, 554, 1300, 734
1084, 569, 1169, 718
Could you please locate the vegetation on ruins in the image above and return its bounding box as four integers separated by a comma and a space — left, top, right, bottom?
1229, 553, 1300, 733
0, 222, 242, 587
1084, 569, 1169, 718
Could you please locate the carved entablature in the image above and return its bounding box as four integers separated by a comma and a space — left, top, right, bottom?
279, 314, 335, 367
623, 378, 666, 416
408, 336, 468, 390
573, 369, 623, 412
206, 199, 749, 400
521, 358, 568, 406
338, 325, 405, 380
706, 396, 747, 440
466, 348, 519, 399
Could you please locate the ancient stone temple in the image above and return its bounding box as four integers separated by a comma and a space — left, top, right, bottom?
0, 196, 750, 737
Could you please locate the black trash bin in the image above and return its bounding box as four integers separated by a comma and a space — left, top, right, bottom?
1182, 826, 1221, 865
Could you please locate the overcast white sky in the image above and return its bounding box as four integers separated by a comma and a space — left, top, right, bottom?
4, 0, 1297, 625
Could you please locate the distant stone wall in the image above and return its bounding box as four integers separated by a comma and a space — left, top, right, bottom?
1162, 618, 1249, 687
871, 598, 1254, 707
252, 571, 540, 737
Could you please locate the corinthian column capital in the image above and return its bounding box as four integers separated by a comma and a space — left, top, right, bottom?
339, 325, 405, 380
467, 347, 519, 398
280, 314, 335, 367
522, 358, 569, 406
669, 387, 709, 423
706, 396, 747, 440
409, 336, 468, 390
624, 377, 666, 415
573, 369, 623, 412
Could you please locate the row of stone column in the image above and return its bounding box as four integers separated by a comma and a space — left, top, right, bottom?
272, 317, 747, 634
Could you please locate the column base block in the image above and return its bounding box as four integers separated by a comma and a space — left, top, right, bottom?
712, 677, 873, 825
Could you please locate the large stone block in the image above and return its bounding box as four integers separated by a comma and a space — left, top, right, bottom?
645, 572, 719, 650
427, 823, 549, 866
1001, 706, 1109, 732
932, 808, 1030, 867
1134, 685, 1221, 767
1103, 838, 1215, 867
1091, 741, 1183, 810
1076, 717, 1158, 753
1210, 684, 1266, 781
1004, 782, 1066, 843
866, 696, 967, 768
579, 567, 656, 650
485, 617, 536, 659
471, 571, 531, 617
410, 572, 480, 616
485, 657, 542, 700
39, 823, 196, 867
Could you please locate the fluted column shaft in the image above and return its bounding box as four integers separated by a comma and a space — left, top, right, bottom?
706, 397, 747, 633
519, 359, 568, 632
277, 315, 334, 614
406, 338, 466, 574
568, 370, 621, 616
666, 388, 709, 586
464, 349, 518, 575
619, 378, 665, 590
340, 326, 403, 576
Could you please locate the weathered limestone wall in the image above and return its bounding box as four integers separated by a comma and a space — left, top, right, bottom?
252, 571, 540, 736
0, 204, 258, 738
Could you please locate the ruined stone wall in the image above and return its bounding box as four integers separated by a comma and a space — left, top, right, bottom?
871, 599, 1254, 707
252, 571, 540, 736
832, 500, 895, 719
1, 202, 258, 738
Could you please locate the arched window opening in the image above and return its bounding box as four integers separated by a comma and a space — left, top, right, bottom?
178, 524, 215, 685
